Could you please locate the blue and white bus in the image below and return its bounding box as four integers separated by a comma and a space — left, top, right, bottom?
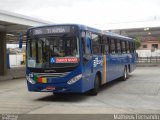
26, 24, 136, 95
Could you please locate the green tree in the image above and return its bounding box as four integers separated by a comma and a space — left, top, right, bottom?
134, 36, 141, 49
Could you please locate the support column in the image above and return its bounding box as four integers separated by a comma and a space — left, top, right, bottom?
0, 32, 7, 75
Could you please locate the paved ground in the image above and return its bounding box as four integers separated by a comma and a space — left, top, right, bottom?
0, 67, 160, 115
0, 67, 25, 81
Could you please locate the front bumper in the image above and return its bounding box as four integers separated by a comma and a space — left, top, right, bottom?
27, 79, 83, 93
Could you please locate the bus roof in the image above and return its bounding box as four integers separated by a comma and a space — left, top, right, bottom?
103, 31, 134, 42
28, 24, 102, 33
28, 24, 134, 41
77, 24, 102, 34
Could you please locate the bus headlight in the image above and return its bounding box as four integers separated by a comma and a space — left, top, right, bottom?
26, 75, 35, 84
67, 74, 82, 85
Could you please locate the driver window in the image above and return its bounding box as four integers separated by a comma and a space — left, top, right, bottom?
81, 31, 92, 63
81, 31, 91, 55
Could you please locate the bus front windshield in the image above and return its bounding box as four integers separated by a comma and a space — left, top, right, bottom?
27, 36, 79, 68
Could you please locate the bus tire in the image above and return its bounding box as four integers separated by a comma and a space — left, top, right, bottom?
121, 66, 128, 81
89, 75, 100, 95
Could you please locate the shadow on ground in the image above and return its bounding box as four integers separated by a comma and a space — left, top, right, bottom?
34, 76, 129, 102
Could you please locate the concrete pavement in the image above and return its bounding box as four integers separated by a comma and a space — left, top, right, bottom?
0, 67, 160, 115
0, 67, 25, 81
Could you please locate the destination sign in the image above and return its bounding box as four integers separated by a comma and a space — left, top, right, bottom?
32, 26, 72, 35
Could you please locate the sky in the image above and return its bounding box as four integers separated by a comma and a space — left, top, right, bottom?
0, 0, 160, 29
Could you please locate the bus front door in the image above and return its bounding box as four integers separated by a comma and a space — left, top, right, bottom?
82, 35, 94, 91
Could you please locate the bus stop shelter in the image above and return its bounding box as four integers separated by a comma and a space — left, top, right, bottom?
0, 10, 51, 75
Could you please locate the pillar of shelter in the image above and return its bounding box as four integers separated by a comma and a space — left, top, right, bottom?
0, 32, 7, 75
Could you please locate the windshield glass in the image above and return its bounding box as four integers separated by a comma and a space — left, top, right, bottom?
27, 36, 79, 68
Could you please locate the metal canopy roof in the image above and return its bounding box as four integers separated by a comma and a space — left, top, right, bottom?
0, 10, 52, 44
106, 20, 160, 38
120, 27, 160, 38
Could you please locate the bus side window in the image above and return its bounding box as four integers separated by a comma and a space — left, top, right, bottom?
122, 41, 126, 53
129, 42, 132, 53
92, 33, 101, 54
117, 39, 121, 54
115, 39, 117, 53
110, 39, 116, 54
120, 40, 123, 53
105, 37, 109, 54
126, 41, 129, 53
132, 42, 136, 53
125, 41, 127, 53
102, 36, 109, 54
82, 38, 86, 57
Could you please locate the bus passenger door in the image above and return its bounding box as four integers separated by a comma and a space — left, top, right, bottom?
81, 31, 93, 91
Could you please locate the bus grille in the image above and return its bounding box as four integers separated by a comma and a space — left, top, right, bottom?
33, 72, 71, 78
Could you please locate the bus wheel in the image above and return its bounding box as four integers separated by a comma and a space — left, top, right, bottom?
89, 75, 100, 95
121, 66, 128, 81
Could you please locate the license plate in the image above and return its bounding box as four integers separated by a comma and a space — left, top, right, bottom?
46, 86, 55, 90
